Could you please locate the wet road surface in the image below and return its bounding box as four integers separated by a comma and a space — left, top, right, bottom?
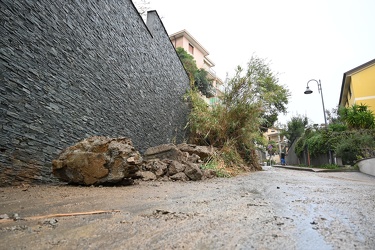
1, 167, 374, 249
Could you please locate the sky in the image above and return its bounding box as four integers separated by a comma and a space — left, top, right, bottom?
147, 0, 375, 126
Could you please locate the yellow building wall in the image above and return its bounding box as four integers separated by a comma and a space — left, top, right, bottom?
350, 65, 375, 113
347, 82, 355, 107
366, 98, 375, 111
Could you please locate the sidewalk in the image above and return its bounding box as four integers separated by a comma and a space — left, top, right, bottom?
271, 164, 359, 172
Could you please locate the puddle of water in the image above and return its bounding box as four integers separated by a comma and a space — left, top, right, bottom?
272, 191, 333, 250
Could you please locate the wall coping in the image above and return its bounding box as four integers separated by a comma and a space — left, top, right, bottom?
357, 157, 375, 177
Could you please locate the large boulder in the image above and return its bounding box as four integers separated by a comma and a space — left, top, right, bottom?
177, 143, 214, 161
52, 136, 142, 185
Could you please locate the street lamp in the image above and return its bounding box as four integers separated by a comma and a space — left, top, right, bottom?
304, 79, 327, 127
304, 79, 331, 163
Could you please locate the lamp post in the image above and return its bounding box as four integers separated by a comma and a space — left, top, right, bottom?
304, 79, 328, 127
304, 79, 331, 164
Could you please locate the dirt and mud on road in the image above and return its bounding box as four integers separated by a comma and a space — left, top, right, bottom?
1, 167, 374, 249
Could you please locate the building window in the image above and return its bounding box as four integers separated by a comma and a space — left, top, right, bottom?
188, 43, 194, 54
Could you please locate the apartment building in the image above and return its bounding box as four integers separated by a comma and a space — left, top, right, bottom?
170, 29, 223, 105
339, 58, 375, 112
263, 127, 288, 164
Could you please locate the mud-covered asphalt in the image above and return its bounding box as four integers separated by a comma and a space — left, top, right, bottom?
1, 167, 374, 249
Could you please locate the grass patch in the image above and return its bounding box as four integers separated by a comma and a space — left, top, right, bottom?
313, 164, 341, 169
201, 158, 231, 178
297, 164, 308, 168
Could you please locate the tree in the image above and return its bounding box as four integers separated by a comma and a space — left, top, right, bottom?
194, 68, 214, 97
187, 55, 290, 170
176, 47, 214, 97
282, 115, 308, 147
326, 107, 348, 132
176, 47, 198, 86
224, 56, 290, 130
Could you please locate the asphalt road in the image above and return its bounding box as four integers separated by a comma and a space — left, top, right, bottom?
1, 166, 374, 249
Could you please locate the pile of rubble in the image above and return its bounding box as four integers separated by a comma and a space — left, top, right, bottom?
52, 136, 216, 185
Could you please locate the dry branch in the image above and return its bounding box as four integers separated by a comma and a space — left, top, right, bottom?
0, 210, 120, 223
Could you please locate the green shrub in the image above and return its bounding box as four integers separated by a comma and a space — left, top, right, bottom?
186, 56, 290, 173
306, 132, 326, 156
339, 104, 375, 129
333, 130, 375, 164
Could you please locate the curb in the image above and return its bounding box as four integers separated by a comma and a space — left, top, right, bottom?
272, 165, 359, 173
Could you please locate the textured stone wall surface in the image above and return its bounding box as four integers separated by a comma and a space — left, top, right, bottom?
0, 0, 190, 186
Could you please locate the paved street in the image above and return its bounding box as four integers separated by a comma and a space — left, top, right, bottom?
1, 167, 374, 249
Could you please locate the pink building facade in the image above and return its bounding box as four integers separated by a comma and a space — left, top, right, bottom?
170, 30, 223, 105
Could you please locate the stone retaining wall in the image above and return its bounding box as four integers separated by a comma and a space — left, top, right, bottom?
0, 0, 190, 185
357, 158, 375, 177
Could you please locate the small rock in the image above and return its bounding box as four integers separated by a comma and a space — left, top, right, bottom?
44, 218, 58, 226
184, 162, 203, 181
187, 154, 200, 163
169, 172, 189, 181
0, 214, 9, 220
165, 160, 185, 176
136, 171, 157, 181
143, 160, 168, 177
202, 169, 217, 179
155, 209, 171, 214
127, 157, 136, 163
12, 213, 21, 221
